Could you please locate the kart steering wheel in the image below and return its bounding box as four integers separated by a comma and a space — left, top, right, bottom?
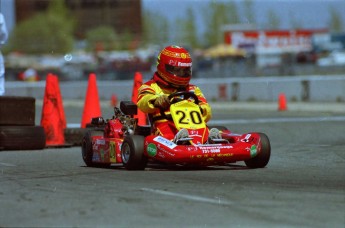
168, 91, 199, 105
159, 91, 200, 120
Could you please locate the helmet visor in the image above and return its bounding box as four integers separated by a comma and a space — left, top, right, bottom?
165, 65, 192, 78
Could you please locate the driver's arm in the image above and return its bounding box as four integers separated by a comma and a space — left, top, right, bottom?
137, 84, 160, 113
193, 86, 212, 122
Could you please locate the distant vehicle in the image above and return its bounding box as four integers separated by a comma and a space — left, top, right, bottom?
296, 51, 317, 64
317, 51, 345, 66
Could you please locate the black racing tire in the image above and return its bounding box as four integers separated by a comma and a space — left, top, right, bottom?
244, 133, 271, 168
0, 126, 46, 150
0, 96, 35, 126
81, 130, 109, 167
64, 128, 89, 146
121, 135, 147, 170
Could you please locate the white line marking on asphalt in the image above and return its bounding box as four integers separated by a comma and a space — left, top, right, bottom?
209, 116, 345, 125
0, 162, 16, 167
141, 188, 232, 206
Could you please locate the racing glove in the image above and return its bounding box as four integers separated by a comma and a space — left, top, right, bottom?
153, 95, 170, 110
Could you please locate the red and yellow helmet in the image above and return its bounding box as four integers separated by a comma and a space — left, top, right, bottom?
156, 45, 192, 88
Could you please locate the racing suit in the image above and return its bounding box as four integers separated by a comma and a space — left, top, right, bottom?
0, 13, 8, 96
137, 72, 212, 140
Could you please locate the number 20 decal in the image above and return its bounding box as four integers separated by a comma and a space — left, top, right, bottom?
175, 110, 202, 124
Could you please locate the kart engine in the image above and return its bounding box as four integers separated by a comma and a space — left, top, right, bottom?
114, 107, 137, 135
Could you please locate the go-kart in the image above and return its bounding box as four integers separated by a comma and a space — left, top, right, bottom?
82, 91, 271, 170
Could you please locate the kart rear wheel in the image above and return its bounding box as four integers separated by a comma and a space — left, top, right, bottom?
121, 135, 147, 170
244, 133, 271, 168
81, 130, 109, 167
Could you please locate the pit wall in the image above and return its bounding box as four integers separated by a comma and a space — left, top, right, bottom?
6, 75, 345, 102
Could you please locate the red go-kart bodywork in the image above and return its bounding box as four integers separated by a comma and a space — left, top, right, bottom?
82, 99, 270, 170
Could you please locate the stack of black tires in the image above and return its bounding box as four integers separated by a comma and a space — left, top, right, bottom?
64, 127, 89, 146
0, 96, 46, 150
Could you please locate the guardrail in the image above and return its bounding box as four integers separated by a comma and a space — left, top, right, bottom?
6, 75, 345, 102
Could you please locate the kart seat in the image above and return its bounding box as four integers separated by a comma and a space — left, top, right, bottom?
134, 113, 153, 136
135, 125, 152, 136
208, 138, 230, 144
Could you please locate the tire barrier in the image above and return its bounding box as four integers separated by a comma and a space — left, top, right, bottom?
64, 128, 89, 146
0, 96, 46, 151
0, 96, 35, 126
0, 126, 46, 150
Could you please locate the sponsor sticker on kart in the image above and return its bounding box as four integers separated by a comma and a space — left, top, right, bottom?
147, 143, 157, 157
92, 153, 100, 162
250, 145, 257, 157
241, 134, 251, 143
153, 136, 177, 149
96, 139, 106, 145
109, 141, 116, 163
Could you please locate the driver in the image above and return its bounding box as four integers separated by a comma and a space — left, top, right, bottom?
137, 45, 221, 143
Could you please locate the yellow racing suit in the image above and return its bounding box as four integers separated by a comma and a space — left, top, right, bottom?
137, 76, 212, 140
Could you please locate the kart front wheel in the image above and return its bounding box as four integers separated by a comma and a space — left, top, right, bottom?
244, 133, 271, 168
121, 135, 147, 170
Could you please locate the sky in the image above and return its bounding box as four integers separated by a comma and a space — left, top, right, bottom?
142, 0, 345, 34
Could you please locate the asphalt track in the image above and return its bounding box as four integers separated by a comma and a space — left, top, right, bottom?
1, 101, 344, 227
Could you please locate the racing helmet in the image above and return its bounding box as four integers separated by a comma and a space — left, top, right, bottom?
156, 45, 192, 88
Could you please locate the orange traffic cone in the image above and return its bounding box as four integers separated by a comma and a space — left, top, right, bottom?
278, 93, 288, 111
40, 74, 65, 146
132, 72, 147, 126
110, 93, 118, 107
52, 74, 66, 128
81, 73, 102, 128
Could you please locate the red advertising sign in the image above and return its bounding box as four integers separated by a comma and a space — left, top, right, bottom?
224, 29, 328, 53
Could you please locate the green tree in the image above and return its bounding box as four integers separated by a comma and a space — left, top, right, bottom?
172, 18, 185, 45
329, 7, 343, 33
118, 30, 135, 50
7, 0, 74, 54
243, 0, 255, 24
142, 10, 169, 46
289, 11, 303, 29
85, 26, 118, 51
203, 1, 239, 47
265, 9, 280, 29
174, 8, 199, 48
